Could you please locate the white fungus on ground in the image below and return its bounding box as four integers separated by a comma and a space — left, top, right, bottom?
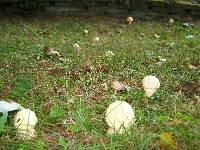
169, 18, 174, 26
93, 37, 100, 42
155, 34, 160, 38
105, 101, 135, 134
127, 17, 133, 25
142, 75, 160, 97
14, 109, 38, 139
73, 43, 80, 50
84, 29, 89, 35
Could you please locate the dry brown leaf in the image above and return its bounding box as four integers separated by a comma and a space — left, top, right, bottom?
43, 133, 58, 143
0, 62, 8, 68
48, 67, 65, 76
112, 80, 126, 91
96, 63, 109, 73
91, 95, 102, 101
61, 130, 73, 139
83, 62, 94, 72
43, 47, 60, 57
189, 63, 200, 70
181, 81, 198, 94
67, 70, 80, 79
160, 132, 177, 150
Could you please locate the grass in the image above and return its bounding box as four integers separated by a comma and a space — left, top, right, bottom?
0, 16, 200, 149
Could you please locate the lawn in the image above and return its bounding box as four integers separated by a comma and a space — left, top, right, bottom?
0, 16, 200, 149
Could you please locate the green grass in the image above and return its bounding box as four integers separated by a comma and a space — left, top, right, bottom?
0, 17, 200, 149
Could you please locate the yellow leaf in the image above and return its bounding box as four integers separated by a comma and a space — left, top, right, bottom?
160, 132, 177, 150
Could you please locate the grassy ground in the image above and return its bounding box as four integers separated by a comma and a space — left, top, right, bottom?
0, 16, 200, 149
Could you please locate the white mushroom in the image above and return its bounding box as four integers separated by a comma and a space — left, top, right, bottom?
155, 34, 160, 38
93, 37, 100, 42
73, 43, 80, 50
105, 101, 135, 134
127, 17, 133, 25
142, 75, 160, 97
14, 109, 38, 139
84, 29, 89, 35
168, 18, 174, 26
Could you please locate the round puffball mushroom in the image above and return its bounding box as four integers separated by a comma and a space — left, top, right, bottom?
84, 29, 89, 35
14, 109, 38, 139
93, 37, 100, 42
73, 43, 80, 50
169, 18, 174, 26
142, 75, 160, 97
105, 101, 135, 134
127, 17, 133, 25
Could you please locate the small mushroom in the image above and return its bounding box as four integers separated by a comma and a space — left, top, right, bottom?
84, 29, 89, 35
127, 17, 133, 25
169, 18, 175, 26
73, 43, 80, 50
142, 75, 160, 97
14, 109, 38, 139
105, 101, 135, 134
93, 37, 100, 42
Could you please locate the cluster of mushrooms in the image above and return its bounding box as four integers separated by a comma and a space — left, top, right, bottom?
105, 75, 160, 134
10, 17, 165, 138
11, 75, 159, 138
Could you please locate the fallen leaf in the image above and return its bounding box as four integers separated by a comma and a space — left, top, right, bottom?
91, 95, 102, 101
0, 62, 8, 68
160, 132, 177, 150
67, 70, 80, 79
111, 80, 126, 92
48, 67, 65, 76
83, 62, 94, 72
43, 47, 60, 57
180, 81, 198, 94
43, 133, 58, 143
96, 63, 108, 73
189, 63, 200, 70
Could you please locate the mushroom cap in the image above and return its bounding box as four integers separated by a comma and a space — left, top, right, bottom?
105, 101, 135, 134
14, 109, 38, 127
127, 17, 133, 22
84, 29, 88, 34
73, 43, 80, 49
169, 18, 174, 24
94, 37, 100, 42
142, 75, 160, 90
